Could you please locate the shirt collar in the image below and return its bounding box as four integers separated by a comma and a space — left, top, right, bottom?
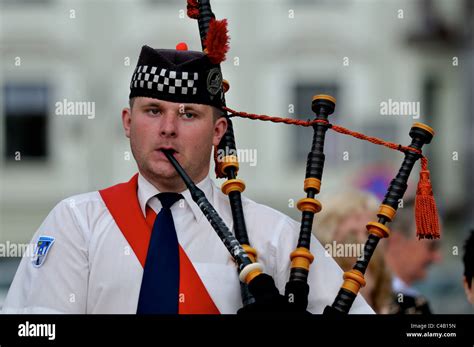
137, 172, 212, 223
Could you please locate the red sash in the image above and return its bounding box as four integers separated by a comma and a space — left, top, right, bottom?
99, 174, 219, 314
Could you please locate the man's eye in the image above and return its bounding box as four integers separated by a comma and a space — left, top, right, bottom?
147, 109, 161, 115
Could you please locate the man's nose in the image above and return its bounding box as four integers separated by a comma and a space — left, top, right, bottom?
159, 112, 178, 137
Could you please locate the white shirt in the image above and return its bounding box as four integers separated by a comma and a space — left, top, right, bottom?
2, 173, 374, 314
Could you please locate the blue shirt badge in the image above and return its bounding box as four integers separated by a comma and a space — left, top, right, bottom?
32, 236, 55, 268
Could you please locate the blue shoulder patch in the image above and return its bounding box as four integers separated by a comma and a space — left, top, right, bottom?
31, 235, 55, 268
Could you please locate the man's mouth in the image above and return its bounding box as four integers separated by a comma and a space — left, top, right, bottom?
157, 146, 178, 153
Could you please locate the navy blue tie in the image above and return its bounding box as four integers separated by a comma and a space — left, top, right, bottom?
137, 192, 183, 314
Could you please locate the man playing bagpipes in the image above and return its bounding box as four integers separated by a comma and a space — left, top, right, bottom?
2, 39, 374, 314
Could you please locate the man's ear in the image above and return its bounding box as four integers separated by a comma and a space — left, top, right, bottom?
213, 116, 228, 147
122, 107, 132, 138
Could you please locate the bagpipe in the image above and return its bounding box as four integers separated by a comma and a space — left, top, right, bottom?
166, 0, 441, 314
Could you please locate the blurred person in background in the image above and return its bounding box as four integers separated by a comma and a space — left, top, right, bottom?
313, 190, 393, 314
462, 230, 474, 306
385, 199, 442, 314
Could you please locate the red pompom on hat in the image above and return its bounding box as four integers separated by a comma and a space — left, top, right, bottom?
176, 42, 188, 51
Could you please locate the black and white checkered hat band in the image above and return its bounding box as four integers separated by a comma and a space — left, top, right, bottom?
131, 65, 198, 95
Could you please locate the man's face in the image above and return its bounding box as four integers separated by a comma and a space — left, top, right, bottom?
122, 97, 227, 188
